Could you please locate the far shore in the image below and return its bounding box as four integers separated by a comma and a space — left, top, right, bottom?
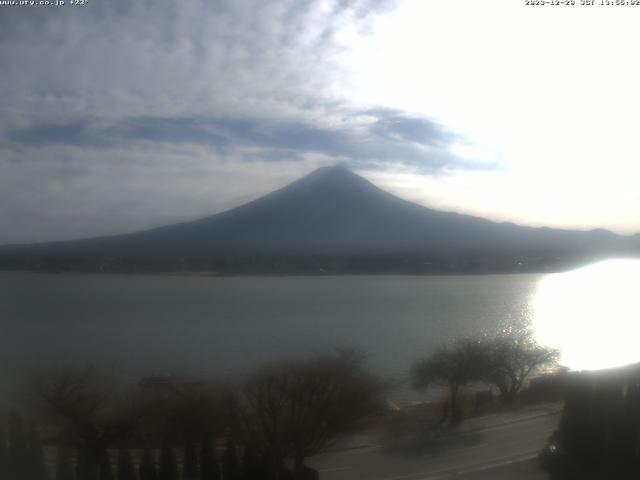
0, 268, 568, 278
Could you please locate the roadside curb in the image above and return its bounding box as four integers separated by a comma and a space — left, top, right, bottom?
455, 406, 562, 436
323, 403, 562, 454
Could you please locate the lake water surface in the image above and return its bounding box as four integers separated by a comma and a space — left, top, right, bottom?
0, 272, 537, 385
2, 260, 639, 401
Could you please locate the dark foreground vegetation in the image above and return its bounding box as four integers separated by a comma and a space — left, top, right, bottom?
0, 331, 560, 480
540, 363, 640, 479
0, 351, 384, 480
4, 333, 640, 480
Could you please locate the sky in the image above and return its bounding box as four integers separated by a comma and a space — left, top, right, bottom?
1, 0, 640, 244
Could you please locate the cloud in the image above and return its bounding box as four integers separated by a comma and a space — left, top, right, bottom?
0, 0, 392, 130
6, 108, 488, 170
0, 0, 498, 243
368, 108, 455, 146
0, 0, 476, 173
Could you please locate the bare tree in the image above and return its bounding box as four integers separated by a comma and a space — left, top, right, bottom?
232, 351, 384, 479
482, 332, 560, 404
33, 366, 144, 480
411, 340, 487, 423
137, 375, 228, 442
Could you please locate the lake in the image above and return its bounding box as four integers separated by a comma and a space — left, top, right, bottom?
2, 259, 639, 402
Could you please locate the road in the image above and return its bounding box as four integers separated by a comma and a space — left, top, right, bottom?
309, 408, 560, 480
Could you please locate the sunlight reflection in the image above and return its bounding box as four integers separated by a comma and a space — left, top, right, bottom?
534, 259, 640, 371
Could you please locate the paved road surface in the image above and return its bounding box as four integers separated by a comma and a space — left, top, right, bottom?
309, 410, 559, 480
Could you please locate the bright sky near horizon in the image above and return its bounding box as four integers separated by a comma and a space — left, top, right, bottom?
1, 0, 639, 243
352, 0, 640, 235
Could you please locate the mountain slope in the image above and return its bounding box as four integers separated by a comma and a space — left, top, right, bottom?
1, 166, 638, 271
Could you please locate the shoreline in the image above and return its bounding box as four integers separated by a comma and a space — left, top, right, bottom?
0, 267, 570, 278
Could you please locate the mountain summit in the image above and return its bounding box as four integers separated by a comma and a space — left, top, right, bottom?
1, 166, 638, 273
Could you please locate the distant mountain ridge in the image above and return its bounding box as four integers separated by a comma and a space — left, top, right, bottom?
1, 166, 638, 273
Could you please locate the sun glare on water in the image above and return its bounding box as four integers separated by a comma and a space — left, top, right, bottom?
534, 259, 640, 372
